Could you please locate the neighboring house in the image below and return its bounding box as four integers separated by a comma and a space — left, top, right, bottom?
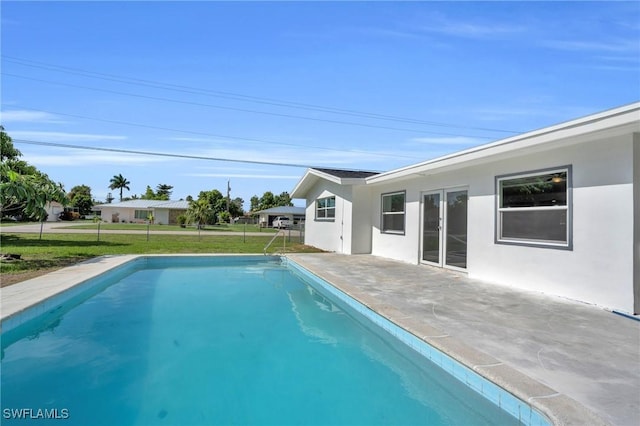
44, 201, 64, 222
253, 206, 306, 228
292, 103, 640, 315
94, 200, 189, 225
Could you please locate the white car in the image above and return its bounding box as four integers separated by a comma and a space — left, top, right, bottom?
272, 216, 293, 229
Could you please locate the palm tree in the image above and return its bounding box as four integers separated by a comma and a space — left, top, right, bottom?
186, 199, 212, 239
109, 174, 130, 202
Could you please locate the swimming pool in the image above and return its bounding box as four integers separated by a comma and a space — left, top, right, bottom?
1, 256, 549, 425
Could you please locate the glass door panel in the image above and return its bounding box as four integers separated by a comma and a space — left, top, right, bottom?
445, 190, 468, 269
422, 193, 441, 264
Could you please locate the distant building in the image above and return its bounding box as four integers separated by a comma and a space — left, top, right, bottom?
253, 206, 306, 228
94, 200, 189, 225
44, 201, 65, 222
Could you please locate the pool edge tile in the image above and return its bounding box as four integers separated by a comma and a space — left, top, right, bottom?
287, 255, 608, 426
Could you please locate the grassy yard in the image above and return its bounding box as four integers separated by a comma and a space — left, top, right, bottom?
0, 232, 321, 286
61, 222, 279, 233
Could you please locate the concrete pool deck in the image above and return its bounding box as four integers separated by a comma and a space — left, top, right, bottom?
287, 253, 639, 426
2, 253, 638, 425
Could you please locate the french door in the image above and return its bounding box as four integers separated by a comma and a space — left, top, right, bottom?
421, 189, 468, 270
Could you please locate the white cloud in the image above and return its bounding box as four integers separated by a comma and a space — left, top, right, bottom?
184, 173, 301, 180
472, 107, 557, 122
189, 145, 401, 169
430, 22, 524, 38
417, 13, 525, 39
10, 130, 127, 142
408, 136, 484, 146
166, 136, 228, 143
22, 149, 168, 167
17, 138, 411, 172
354, 27, 430, 40
1, 110, 66, 124
596, 55, 640, 63
592, 64, 640, 72
542, 38, 638, 53
191, 165, 279, 173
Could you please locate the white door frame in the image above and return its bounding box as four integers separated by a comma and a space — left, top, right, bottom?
420, 190, 443, 267
420, 187, 468, 271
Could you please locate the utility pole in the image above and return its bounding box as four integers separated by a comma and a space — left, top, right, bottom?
226, 179, 231, 215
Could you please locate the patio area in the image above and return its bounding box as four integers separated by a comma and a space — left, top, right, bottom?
288, 253, 640, 426
3, 252, 638, 425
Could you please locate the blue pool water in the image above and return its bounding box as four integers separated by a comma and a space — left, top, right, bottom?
2, 256, 537, 425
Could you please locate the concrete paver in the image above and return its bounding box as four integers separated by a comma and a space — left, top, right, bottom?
287, 253, 640, 426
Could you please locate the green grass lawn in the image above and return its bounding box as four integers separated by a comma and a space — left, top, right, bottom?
0, 232, 321, 285
56, 222, 278, 233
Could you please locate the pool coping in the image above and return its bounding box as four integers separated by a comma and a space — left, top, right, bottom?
1, 254, 607, 426
284, 256, 607, 426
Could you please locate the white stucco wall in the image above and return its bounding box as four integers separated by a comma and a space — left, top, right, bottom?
302, 182, 372, 254
470, 135, 634, 313
368, 134, 635, 313
97, 206, 122, 223
304, 181, 353, 254
351, 185, 374, 254
154, 209, 170, 225
97, 207, 141, 223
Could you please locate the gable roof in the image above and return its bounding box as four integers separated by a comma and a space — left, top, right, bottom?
291, 167, 379, 198
311, 168, 380, 179
153, 200, 190, 209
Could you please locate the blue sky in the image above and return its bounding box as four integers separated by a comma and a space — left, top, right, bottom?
2, 1, 638, 209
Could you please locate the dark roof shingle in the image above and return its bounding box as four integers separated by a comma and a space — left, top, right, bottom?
312, 168, 379, 179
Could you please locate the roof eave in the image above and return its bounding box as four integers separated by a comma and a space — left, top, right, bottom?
291, 168, 372, 198
291, 168, 342, 198
367, 102, 640, 185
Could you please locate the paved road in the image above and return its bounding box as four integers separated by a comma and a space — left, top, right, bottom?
1, 222, 301, 237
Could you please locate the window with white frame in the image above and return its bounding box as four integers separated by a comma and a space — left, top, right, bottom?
381, 191, 405, 234
316, 196, 336, 220
496, 166, 571, 248
134, 210, 151, 220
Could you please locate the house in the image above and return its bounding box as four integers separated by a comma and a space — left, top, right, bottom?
291, 103, 640, 315
44, 201, 64, 222
289, 168, 379, 252
94, 200, 189, 225
253, 206, 306, 228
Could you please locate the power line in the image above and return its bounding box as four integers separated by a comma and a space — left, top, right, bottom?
12, 139, 336, 169
3, 55, 520, 134
6, 106, 418, 160
3, 72, 500, 139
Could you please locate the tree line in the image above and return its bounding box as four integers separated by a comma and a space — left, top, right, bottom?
0, 127, 293, 223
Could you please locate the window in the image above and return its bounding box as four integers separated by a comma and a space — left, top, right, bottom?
134, 210, 151, 220
496, 166, 571, 248
381, 191, 405, 234
316, 196, 335, 220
